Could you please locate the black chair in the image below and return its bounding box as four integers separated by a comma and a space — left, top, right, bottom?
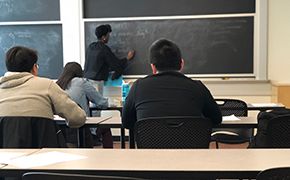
0, 117, 66, 148
256, 167, 290, 180
134, 116, 212, 149
266, 115, 290, 148
22, 172, 143, 180
211, 99, 253, 148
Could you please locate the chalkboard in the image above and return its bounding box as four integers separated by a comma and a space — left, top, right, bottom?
85, 17, 253, 76
0, 0, 60, 21
0, 25, 63, 79
84, 0, 255, 18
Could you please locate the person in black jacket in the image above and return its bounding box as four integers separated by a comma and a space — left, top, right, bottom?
122, 39, 222, 129
84, 24, 135, 92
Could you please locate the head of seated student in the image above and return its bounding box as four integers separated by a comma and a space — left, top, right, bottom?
149, 39, 184, 74
57, 62, 83, 90
5, 46, 39, 76
95, 24, 112, 44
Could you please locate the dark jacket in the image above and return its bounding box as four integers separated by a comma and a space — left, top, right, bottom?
122, 71, 222, 129
0, 117, 66, 148
84, 41, 128, 81
249, 108, 290, 148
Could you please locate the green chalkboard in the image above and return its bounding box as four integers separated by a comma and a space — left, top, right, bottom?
85, 17, 254, 76
0, 25, 63, 79
0, 0, 60, 21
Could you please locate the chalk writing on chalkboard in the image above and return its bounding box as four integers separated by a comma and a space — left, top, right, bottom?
0, 0, 60, 21
0, 25, 63, 79
85, 17, 253, 76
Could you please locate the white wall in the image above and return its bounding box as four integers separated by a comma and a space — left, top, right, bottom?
268, 0, 290, 84
60, 0, 82, 65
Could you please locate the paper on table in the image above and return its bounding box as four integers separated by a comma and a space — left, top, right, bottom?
222, 114, 241, 121
8, 151, 87, 168
0, 152, 27, 164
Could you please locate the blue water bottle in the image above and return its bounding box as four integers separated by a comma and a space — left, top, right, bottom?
122, 83, 130, 103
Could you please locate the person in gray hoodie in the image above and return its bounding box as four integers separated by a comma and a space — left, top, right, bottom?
0, 46, 86, 128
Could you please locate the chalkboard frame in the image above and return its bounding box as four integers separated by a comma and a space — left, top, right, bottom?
80, 0, 267, 80
84, 15, 256, 78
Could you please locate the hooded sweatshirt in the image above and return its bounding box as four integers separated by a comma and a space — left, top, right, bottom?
0, 72, 86, 128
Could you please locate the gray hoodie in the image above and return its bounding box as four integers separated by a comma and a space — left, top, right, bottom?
0, 72, 86, 128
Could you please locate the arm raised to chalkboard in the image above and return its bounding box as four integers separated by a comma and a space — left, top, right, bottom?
104, 45, 133, 80
127, 50, 135, 60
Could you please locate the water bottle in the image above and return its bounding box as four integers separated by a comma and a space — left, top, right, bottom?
122, 83, 130, 103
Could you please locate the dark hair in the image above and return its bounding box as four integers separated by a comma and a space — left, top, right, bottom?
95, 24, 112, 39
56, 62, 83, 90
149, 39, 182, 71
5, 46, 38, 72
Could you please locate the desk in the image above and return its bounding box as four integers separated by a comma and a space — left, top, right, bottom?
90, 103, 285, 115
0, 149, 41, 169
89, 106, 125, 148
89, 106, 122, 117
99, 116, 258, 148
54, 116, 112, 148
2, 148, 290, 179
247, 103, 285, 111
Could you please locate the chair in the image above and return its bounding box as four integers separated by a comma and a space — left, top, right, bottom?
134, 116, 212, 149
211, 99, 253, 148
0, 117, 66, 148
266, 115, 290, 148
256, 167, 290, 180
22, 172, 143, 180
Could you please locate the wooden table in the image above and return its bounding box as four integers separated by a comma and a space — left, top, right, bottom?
54, 116, 112, 148
247, 103, 285, 111
90, 103, 285, 115
0, 149, 41, 169
98, 116, 258, 148
55, 115, 257, 149
2, 148, 290, 179
89, 106, 122, 117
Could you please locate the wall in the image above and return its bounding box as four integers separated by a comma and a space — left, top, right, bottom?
268, 0, 290, 83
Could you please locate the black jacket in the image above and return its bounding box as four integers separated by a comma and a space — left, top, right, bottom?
249, 108, 290, 148
0, 117, 66, 148
122, 71, 222, 129
84, 41, 128, 81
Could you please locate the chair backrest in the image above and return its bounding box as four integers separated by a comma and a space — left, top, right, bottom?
266, 115, 290, 148
134, 116, 212, 149
256, 167, 290, 180
215, 98, 248, 116
213, 99, 251, 140
0, 117, 66, 148
22, 172, 143, 180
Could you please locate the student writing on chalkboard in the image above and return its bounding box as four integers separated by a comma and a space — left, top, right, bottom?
84, 24, 135, 93
122, 39, 222, 130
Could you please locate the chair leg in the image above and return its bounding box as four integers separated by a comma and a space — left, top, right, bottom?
215, 141, 219, 149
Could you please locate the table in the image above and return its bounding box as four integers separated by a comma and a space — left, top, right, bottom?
247, 103, 285, 111
89, 106, 125, 148
89, 106, 122, 117
98, 116, 258, 148
54, 116, 112, 148
2, 148, 290, 179
90, 103, 285, 116
0, 149, 41, 169
54, 115, 257, 149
